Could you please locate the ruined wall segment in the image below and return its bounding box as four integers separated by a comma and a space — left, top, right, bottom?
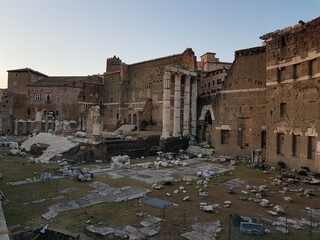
263, 17, 320, 172
213, 46, 266, 157
102, 48, 197, 133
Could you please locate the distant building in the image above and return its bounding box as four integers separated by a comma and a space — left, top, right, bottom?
198, 53, 232, 97
7, 68, 103, 135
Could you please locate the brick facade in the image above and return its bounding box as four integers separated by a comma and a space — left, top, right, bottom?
263, 17, 320, 171
211, 47, 266, 157
101, 48, 197, 132
7, 68, 103, 135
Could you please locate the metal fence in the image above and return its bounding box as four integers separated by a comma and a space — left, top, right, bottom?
228, 210, 320, 240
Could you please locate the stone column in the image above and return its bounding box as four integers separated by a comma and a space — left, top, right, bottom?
173, 74, 181, 137
45, 119, 48, 133
34, 111, 42, 133
183, 75, 191, 136
14, 119, 18, 136
161, 71, 171, 138
191, 78, 197, 137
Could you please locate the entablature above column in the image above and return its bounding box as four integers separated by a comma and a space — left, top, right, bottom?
165, 66, 197, 77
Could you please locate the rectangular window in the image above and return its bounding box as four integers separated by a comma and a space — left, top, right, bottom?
56, 110, 59, 116
292, 134, 299, 156
217, 79, 221, 85
45, 94, 51, 103
212, 80, 215, 86
56, 94, 61, 102
277, 67, 285, 82
27, 108, 31, 116
307, 136, 316, 160
261, 130, 266, 149
208, 82, 211, 88
276, 133, 284, 154
293, 64, 298, 80
221, 130, 230, 145
308, 59, 317, 77
280, 36, 286, 47
280, 103, 286, 118
35, 94, 41, 102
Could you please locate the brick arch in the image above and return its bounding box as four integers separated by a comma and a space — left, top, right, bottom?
199, 105, 215, 121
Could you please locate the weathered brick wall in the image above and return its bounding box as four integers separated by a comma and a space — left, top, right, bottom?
102, 72, 121, 131
102, 49, 196, 131
265, 17, 320, 171
27, 85, 82, 120
128, 48, 196, 127
213, 47, 266, 157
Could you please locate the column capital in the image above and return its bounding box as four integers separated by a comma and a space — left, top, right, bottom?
163, 71, 171, 79
185, 75, 191, 80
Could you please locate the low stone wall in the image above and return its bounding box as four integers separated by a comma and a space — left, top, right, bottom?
63, 135, 190, 162
103, 135, 160, 159
159, 137, 189, 153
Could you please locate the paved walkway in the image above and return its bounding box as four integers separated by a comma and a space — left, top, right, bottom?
0, 202, 9, 240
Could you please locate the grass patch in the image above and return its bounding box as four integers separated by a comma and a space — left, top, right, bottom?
0, 153, 320, 240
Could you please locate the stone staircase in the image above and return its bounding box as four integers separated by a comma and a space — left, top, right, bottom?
114, 124, 137, 135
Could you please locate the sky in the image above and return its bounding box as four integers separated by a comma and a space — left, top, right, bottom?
0, 0, 319, 88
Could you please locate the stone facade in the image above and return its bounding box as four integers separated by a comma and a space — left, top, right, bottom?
262, 17, 320, 171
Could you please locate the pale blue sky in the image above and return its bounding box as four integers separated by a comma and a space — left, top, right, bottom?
0, 0, 319, 88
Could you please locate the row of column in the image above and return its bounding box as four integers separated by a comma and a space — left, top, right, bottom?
162, 71, 197, 138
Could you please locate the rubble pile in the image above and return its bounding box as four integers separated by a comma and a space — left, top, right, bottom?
111, 155, 131, 169
20, 133, 79, 163
181, 221, 222, 240
153, 151, 190, 169
86, 215, 161, 240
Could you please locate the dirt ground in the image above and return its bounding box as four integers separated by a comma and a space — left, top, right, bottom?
1, 147, 320, 240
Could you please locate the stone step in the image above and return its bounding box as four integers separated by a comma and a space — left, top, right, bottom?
186, 145, 214, 157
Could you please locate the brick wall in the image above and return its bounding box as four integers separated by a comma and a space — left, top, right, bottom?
213, 47, 266, 157
265, 17, 320, 171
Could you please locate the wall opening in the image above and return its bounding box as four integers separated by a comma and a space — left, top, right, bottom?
276, 133, 284, 155
221, 130, 230, 145
261, 130, 266, 149
292, 134, 299, 157
307, 136, 316, 160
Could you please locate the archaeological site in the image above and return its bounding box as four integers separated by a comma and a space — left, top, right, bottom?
1, 16, 320, 240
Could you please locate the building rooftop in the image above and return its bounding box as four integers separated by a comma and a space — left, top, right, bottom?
29, 76, 90, 86
7, 68, 48, 77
